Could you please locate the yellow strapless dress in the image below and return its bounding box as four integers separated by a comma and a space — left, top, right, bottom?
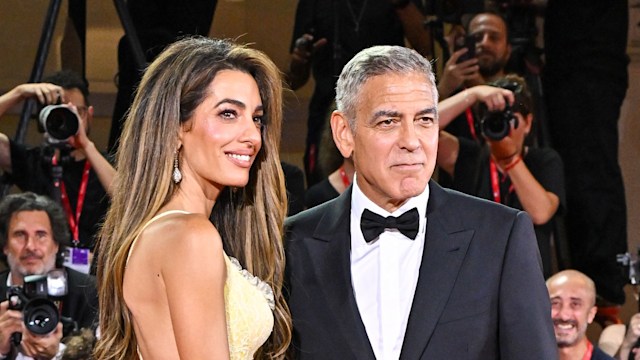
223, 253, 275, 359
127, 210, 275, 359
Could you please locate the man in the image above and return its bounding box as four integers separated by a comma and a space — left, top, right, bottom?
286, 0, 432, 185
437, 75, 565, 278
0, 70, 114, 253
547, 270, 615, 360
285, 45, 557, 359
438, 12, 512, 140
0, 192, 98, 360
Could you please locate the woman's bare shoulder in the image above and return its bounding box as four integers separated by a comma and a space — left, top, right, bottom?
139, 212, 224, 264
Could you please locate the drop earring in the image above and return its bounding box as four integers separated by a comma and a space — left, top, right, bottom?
172, 148, 182, 184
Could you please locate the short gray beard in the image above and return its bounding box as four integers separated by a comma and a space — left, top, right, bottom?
6, 252, 56, 281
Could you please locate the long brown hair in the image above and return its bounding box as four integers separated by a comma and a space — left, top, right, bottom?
94, 37, 291, 359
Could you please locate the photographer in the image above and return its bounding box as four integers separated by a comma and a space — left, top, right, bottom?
0, 70, 114, 255
286, 0, 432, 186
0, 192, 97, 360
437, 75, 565, 278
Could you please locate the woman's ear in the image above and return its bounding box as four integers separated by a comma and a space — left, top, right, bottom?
331, 111, 355, 159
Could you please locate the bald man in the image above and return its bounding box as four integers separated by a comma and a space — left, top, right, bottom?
547, 270, 615, 360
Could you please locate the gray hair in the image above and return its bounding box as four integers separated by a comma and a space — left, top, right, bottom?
335, 45, 439, 129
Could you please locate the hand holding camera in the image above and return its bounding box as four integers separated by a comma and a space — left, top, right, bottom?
2, 270, 67, 355
438, 35, 480, 98
19, 322, 63, 360
292, 31, 328, 64
12, 83, 63, 106
0, 300, 22, 356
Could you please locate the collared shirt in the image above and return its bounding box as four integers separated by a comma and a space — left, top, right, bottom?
350, 175, 429, 360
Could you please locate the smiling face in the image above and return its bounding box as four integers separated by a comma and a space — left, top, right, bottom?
3, 210, 59, 284
547, 272, 597, 348
333, 71, 438, 212
179, 70, 263, 195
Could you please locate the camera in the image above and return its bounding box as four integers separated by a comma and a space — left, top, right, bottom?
294, 29, 316, 53
6, 270, 68, 343
38, 104, 79, 143
454, 35, 476, 63
478, 104, 519, 141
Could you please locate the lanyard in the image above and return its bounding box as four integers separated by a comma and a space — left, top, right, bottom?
490, 160, 501, 203
57, 158, 91, 245
339, 165, 351, 187
582, 341, 593, 360
465, 107, 478, 141
489, 159, 514, 204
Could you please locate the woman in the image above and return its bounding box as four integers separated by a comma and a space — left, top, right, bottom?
94, 37, 291, 359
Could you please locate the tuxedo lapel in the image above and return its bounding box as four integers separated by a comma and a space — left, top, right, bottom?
306, 189, 376, 360
400, 182, 474, 359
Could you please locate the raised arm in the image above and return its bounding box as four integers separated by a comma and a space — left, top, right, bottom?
67, 104, 116, 196
0, 83, 64, 172
438, 85, 513, 129
390, 0, 433, 57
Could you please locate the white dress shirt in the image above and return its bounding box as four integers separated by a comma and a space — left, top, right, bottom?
350, 176, 429, 360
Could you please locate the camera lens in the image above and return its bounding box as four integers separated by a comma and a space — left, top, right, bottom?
481, 112, 511, 141
39, 105, 79, 141
23, 298, 59, 335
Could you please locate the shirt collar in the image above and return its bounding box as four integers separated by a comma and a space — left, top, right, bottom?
351, 173, 429, 236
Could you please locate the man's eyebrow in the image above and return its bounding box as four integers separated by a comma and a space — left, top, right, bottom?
369, 107, 437, 123
416, 107, 437, 117
372, 109, 402, 120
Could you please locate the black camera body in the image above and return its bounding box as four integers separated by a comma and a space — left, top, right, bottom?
478, 104, 519, 141
454, 35, 476, 63
38, 104, 80, 144
6, 270, 68, 344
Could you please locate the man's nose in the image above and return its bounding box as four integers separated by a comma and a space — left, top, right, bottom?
24, 235, 38, 250
398, 121, 420, 151
477, 33, 490, 48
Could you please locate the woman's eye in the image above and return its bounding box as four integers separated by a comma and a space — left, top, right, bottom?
220, 109, 237, 119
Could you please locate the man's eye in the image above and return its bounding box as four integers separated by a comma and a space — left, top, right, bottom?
417, 116, 435, 125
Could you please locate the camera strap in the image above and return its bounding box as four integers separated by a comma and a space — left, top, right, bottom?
465, 107, 478, 141
54, 157, 91, 245
490, 160, 501, 204
489, 160, 515, 205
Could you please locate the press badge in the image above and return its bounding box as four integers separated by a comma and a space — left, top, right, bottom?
63, 246, 91, 274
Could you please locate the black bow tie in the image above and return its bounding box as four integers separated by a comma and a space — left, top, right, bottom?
360, 208, 420, 243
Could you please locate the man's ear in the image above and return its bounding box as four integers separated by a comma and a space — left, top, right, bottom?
587, 305, 598, 324
331, 111, 355, 159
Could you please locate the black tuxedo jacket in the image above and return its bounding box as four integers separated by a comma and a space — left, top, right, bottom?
284, 181, 558, 359
0, 267, 98, 337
